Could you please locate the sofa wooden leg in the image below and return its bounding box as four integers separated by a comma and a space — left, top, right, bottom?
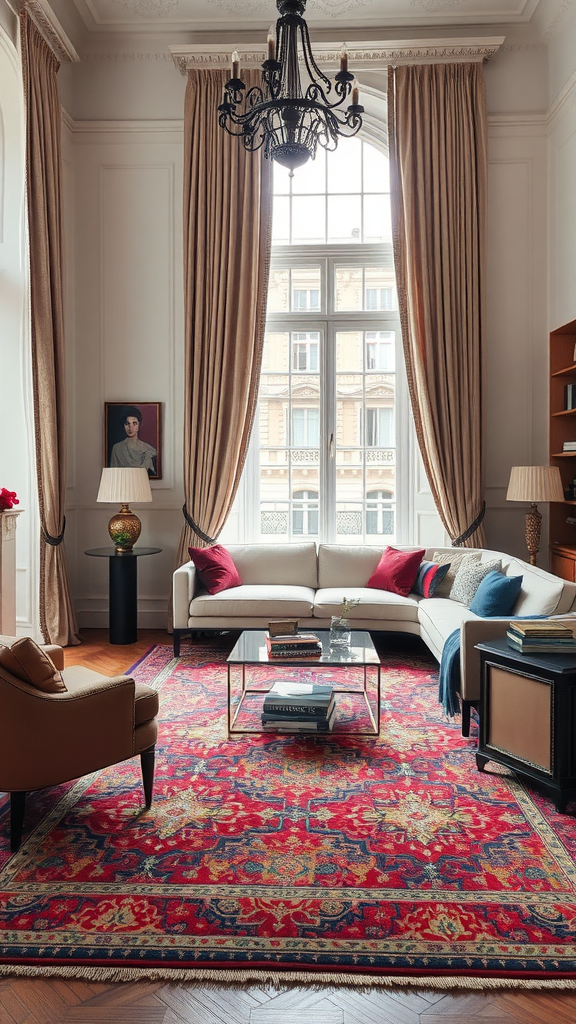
140, 746, 155, 808
10, 791, 26, 853
173, 631, 181, 656
461, 700, 472, 737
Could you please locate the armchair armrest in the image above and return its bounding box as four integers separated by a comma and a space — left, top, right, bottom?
0, 670, 137, 792
43, 644, 64, 671
460, 618, 512, 702
173, 561, 198, 629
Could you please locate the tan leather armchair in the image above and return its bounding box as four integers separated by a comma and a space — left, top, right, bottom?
0, 637, 159, 852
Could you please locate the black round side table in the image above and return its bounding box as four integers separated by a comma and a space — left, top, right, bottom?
85, 547, 162, 645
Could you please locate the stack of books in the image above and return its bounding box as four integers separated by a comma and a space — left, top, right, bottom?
507, 620, 576, 653
262, 681, 336, 732
265, 631, 323, 659
563, 441, 576, 452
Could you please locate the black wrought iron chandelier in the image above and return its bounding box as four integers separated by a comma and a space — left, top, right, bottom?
218, 0, 364, 174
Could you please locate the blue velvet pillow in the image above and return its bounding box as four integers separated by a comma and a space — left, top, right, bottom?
469, 570, 523, 617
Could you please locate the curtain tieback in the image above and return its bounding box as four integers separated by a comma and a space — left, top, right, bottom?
452, 502, 486, 547
42, 517, 66, 546
182, 504, 218, 546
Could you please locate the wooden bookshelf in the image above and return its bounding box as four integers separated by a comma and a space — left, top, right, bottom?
550, 317, 576, 580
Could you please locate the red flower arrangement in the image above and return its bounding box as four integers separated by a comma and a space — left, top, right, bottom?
0, 488, 19, 511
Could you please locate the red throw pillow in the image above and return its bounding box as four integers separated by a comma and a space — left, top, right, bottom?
366, 546, 426, 597
188, 544, 242, 595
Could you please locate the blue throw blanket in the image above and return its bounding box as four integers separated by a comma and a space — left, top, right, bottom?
439, 616, 542, 717
438, 629, 461, 717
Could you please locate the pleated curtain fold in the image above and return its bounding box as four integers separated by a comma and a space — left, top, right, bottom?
176, 69, 273, 569
388, 62, 488, 547
20, 10, 79, 645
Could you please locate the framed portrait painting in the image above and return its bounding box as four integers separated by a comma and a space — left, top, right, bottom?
104, 402, 162, 480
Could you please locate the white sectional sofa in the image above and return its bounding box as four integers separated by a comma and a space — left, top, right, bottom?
172, 542, 576, 733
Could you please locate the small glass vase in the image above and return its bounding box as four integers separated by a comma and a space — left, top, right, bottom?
330, 616, 351, 647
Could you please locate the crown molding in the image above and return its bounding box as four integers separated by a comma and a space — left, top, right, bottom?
19, 0, 80, 62
170, 36, 505, 75
548, 65, 576, 128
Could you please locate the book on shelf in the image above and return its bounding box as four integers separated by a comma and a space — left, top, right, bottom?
265, 631, 321, 644
506, 633, 576, 654
266, 647, 319, 655
265, 681, 333, 699
263, 694, 336, 717
507, 620, 574, 637
262, 707, 337, 732
263, 681, 334, 711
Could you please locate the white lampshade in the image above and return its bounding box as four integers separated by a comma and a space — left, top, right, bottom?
506, 465, 564, 504
97, 467, 153, 504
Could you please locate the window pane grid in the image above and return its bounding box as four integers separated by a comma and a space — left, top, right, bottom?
273, 139, 390, 245
257, 138, 400, 544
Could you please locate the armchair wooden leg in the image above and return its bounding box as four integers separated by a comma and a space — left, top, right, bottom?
10, 792, 26, 853
140, 746, 155, 809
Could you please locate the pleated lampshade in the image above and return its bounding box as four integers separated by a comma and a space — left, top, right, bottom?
97, 468, 152, 551
506, 466, 564, 503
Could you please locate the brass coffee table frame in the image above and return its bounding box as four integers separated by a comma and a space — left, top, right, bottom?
226, 629, 381, 737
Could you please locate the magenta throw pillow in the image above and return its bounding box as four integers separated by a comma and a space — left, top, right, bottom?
188, 544, 242, 595
367, 546, 426, 597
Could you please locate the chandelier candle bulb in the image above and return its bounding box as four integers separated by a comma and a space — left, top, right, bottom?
340, 44, 348, 72
351, 78, 359, 106
267, 28, 276, 60
231, 49, 240, 79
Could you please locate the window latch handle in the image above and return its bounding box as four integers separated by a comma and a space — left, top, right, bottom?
328, 432, 334, 457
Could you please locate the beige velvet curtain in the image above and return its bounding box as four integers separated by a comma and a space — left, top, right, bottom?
388, 62, 487, 547
21, 10, 79, 645
176, 69, 273, 567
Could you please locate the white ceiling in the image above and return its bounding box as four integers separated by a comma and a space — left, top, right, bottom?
70, 0, 545, 33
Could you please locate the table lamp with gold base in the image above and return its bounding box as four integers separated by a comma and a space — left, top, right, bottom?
97, 468, 153, 551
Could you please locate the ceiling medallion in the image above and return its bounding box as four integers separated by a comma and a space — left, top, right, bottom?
110, 0, 179, 15
218, 0, 364, 174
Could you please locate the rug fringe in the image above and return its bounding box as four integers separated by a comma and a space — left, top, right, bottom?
0, 965, 575, 990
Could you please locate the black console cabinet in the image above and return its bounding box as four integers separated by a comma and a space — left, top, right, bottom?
476, 638, 576, 813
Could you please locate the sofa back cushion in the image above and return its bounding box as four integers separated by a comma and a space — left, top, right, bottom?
225, 543, 318, 588
504, 558, 570, 616
318, 545, 384, 589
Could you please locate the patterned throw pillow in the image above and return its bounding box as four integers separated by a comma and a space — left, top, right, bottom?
432, 551, 481, 598
449, 558, 503, 607
413, 559, 451, 598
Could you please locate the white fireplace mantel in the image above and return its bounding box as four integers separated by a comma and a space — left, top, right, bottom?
0, 510, 23, 637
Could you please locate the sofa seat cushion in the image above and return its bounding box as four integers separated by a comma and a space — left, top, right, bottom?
189, 584, 315, 620
314, 587, 420, 622
418, 597, 478, 652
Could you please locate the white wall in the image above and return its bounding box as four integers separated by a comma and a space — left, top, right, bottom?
63, 119, 184, 628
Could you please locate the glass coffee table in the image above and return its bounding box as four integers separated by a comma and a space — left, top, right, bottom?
226, 629, 381, 737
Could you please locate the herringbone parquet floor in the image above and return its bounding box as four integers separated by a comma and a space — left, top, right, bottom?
1, 629, 575, 1024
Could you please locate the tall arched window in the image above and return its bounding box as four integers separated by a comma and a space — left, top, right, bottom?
225, 135, 412, 546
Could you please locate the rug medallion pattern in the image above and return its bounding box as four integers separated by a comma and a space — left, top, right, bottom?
1, 641, 576, 980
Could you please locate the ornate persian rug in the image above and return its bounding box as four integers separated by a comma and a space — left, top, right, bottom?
1, 637, 576, 988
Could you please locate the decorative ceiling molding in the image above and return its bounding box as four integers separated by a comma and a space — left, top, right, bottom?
110, 0, 179, 13
170, 36, 505, 75
82, 50, 175, 60
21, 0, 80, 61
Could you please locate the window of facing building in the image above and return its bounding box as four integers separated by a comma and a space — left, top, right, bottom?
231, 136, 410, 545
